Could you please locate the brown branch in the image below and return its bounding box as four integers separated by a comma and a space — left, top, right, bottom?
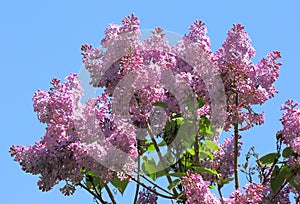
129, 174, 177, 200
234, 93, 239, 190
194, 134, 200, 166
136, 171, 174, 196
217, 184, 224, 204
77, 183, 106, 204
104, 183, 116, 204
133, 155, 141, 204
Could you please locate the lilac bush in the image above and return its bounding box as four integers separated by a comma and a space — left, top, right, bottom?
10, 14, 300, 203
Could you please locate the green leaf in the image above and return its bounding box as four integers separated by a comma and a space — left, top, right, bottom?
155, 159, 171, 179
198, 116, 213, 136
188, 149, 195, 156
96, 180, 105, 192
158, 140, 167, 147
258, 153, 280, 165
167, 179, 181, 190
142, 158, 157, 180
204, 140, 219, 151
181, 156, 193, 168
271, 166, 289, 194
147, 143, 156, 152
172, 117, 184, 125
84, 171, 104, 191
110, 177, 128, 195
176, 191, 184, 200
155, 169, 167, 179
168, 172, 187, 178
86, 180, 93, 190
282, 147, 293, 158
199, 149, 214, 160
194, 167, 218, 175
208, 185, 216, 190
219, 177, 234, 186
86, 170, 98, 177
197, 98, 206, 108
153, 101, 168, 108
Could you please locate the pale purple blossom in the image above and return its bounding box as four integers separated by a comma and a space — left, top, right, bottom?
225, 182, 266, 204
136, 188, 158, 204
182, 172, 220, 204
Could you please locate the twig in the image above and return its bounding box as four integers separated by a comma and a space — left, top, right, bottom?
88, 176, 103, 201
194, 134, 200, 166
261, 157, 279, 185
146, 122, 178, 196
104, 183, 116, 204
78, 183, 106, 204
129, 174, 177, 200
234, 93, 239, 190
261, 137, 282, 185
133, 156, 141, 204
217, 184, 224, 204
136, 171, 173, 196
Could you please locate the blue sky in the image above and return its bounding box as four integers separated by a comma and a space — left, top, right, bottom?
1, 0, 300, 203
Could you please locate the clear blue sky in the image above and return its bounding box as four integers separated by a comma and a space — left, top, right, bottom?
1, 0, 300, 203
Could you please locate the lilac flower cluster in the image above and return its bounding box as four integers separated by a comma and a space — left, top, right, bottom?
82, 14, 282, 136
136, 188, 158, 204
10, 74, 84, 193
181, 173, 291, 204
182, 172, 220, 204
10, 74, 137, 194
215, 24, 282, 131
278, 100, 300, 155
277, 100, 300, 197
225, 182, 266, 204
204, 135, 242, 181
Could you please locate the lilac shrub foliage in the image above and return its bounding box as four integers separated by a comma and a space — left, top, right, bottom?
10, 14, 300, 203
